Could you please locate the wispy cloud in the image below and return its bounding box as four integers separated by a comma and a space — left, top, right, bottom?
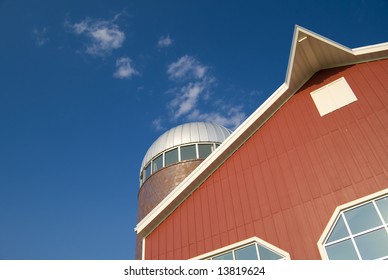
32, 27, 49, 46
167, 55, 207, 81
66, 16, 125, 56
155, 55, 246, 131
113, 57, 138, 79
157, 35, 173, 48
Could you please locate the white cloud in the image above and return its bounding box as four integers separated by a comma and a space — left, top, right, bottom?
187, 106, 246, 130
157, 35, 173, 48
67, 17, 125, 56
32, 27, 49, 46
113, 57, 138, 79
170, 82, 206, 119
160, 55, 246, 131
167, 55, 207, 81
152, 117, 165, 131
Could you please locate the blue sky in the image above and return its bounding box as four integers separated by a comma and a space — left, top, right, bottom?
0, 0, 387, 260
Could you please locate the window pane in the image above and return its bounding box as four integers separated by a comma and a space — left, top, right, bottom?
234, 244, 258, 260
165, 148, 178, 167
344, 203, 382, 234
327, 215, 349, 243
376, 197, 388, 223
326, 239, 359, 260
198, 144, 213, 159
181, 145, 196, 161
213, 252, 233, 260
152, 154, 163, 173
144, 164, 151, 180
355, 228, 388, 260
258, 245, 283, 260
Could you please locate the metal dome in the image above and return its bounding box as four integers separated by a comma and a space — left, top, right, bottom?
140, 122, 232, 173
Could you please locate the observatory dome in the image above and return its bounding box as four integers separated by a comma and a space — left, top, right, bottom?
140, 122, 232, 184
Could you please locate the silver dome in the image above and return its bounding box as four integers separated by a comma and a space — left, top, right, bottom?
140, 122, 232, 173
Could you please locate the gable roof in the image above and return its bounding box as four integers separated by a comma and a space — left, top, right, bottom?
135, 25, 388, 236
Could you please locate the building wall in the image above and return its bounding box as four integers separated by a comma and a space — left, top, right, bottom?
144, 59, 388, 260
136, 159, 203, 259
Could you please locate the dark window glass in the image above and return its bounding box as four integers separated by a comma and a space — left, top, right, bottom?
234, 244, 258, 260
326, 239, 359, 260
152, 154, 163, 173
344, 203, 382, 234
181, 145, 196, 161
355, 228, 388, 260
165, 148, 178, 167
198, 144, 213, 159
258, 245, 284, 260
144, 164, 151, 180
327, 215, 349, 243
213, 252, 233, 260
376, 197, 388, 223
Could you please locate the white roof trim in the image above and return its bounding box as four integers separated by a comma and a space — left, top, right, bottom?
135, 25, 388, 236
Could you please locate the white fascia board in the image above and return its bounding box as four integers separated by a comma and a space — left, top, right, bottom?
135, 83, 289, 235
352, 42, 388, 55
285, 25, 353, 86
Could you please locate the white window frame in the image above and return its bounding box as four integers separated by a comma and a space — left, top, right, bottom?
191, 236, 290, 260
318, 189, 388, 260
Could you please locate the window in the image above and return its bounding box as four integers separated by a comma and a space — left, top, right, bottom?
165, 148, 179, 167
198, 144, 213, 159
152, 154, 163, 173
319, 191, 388, 260
310, 77, 357, 116
144, 163, 151, 181
192, 237, 290, 260
180, 145, 197, 161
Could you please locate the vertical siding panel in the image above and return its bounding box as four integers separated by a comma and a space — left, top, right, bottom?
221, 178, 236, 230
278, 153, 302, 206
262, 124, 276, 159
282, 209, 306, 259
227, 160, 245, 227
243, 168, 262, 221
324, 130, 351, 190
200, 182, 212, 240
158, 222, 167, 259
288, 148, 312, 202
187, 195, 196, 246
364, 114, 388, 170
269, 156, 292, 210
356, 118, 384, 175
151, 228, 159, 259
262, 216, 279, 249
214, 179, 228, 233
253, 133, 268, 163
173, 209, 181, 253
193, 190, 204, 243
284, 100, 303, 148
261, 160, 281, 214
166, 214, 174, 256
357, 63, 385, 110
346, 122, 374, 179
296, 145, 321, 199
145, 236, 152, 260
180, 203, 189, 249
367, 62, 388, 107
245, 139, 260, 167
276, 106, 296, 152
251, 164, 272, 218
206, 179, 219, 236
272, 212, 291, 256
269, 115, 286, 156
305, 140, 331, 195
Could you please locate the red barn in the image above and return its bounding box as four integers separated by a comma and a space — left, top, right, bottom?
135, 26, 388, 260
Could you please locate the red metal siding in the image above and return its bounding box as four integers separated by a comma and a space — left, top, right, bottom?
145, 59, 388, 259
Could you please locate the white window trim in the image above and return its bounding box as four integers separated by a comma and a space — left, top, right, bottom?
317, 188, 388, 260
191, 236, 290, 260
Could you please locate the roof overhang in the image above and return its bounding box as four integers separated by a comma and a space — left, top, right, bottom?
135, 25, 388, 236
